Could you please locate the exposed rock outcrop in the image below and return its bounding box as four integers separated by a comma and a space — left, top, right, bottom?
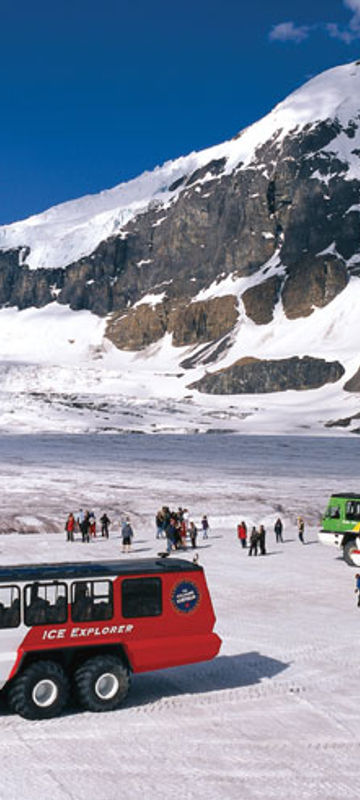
106, 303, 167, 351
190, 356, 345, 394
344, 366, 360, 392
171, 295, 238, 346
0, 249, 64, 309
325, 412, 360, 428
106, 295, 238, 350
281, 254, 349, 319
241, 275, 283, 324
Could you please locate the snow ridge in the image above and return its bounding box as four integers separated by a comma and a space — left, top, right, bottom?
0, 61, 360, 271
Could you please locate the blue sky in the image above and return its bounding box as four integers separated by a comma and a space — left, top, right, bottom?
1, 0, 360, 225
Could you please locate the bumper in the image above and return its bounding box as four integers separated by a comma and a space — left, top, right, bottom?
318, 531, 343, 548
126, 632, 222, 673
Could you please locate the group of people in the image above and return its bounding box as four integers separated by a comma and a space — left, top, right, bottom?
237, 516, 306, 555
65, 510, 111, 542
249, 525, 267, 556
155, 507, 210, 553
64, 505, 306, 559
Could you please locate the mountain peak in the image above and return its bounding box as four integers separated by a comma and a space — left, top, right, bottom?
0, 60, 359, 272
0, 61, 359, 435
270, 60, 360, 128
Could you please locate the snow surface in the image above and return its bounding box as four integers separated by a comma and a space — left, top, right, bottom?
0, 61, 360, 271
0, 267, 359, 436
0, 434, 360, 799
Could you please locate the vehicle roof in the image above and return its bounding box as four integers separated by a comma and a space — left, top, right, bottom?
0, 557, 202, 584
330, 493, 360, 500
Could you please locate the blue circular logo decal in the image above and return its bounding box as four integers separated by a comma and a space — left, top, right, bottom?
172, 581, 200, 614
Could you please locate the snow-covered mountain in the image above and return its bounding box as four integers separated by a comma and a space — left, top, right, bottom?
1, 60, 360, 271
0, 60, 360, 435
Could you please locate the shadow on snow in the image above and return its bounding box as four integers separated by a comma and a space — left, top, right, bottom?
125, 651, 290, 709
0, 651, 289, 719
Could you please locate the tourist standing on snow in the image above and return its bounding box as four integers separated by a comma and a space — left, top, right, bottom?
183, 508, 190, 533
297, 516, 305, 544
165, 516, 177, 554
75, 508, 84, 534
237, 521, 247, 548
201, 515, 209, 539
65, 512, 75, 542
89, 513, 96, 538
248, 527, 259, 556
162, 506, 171, 532
274, 517, 283, 543
355, 574, 360, 607
121, 517, 134, 553
189, 521, 198, 549
100, 512, 111, 538
174, 517, 183, 549
177, 507, 184, 523
80, 511, 90, 543
259, 524, 266, 555
180, 517, 187, 549
155, 509, 165, 539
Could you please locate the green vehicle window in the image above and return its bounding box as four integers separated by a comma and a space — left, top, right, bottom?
348, 503, 357, 519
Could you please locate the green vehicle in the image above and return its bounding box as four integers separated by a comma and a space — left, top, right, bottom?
318, 494, 360, 566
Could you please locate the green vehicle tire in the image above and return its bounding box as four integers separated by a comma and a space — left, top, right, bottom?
343, 539, 358, 567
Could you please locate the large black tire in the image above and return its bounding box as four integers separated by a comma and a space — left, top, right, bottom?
74, 655, 131, 712
8, 660, 70, 720
343, 539, 359, 566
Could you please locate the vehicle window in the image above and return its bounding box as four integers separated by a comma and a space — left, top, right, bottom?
346, 502, 354, 519
0, 585, 20, 628
329, 506, 340, 519
71, 580, 113, 622
122, 578, 162, 618
24, 582, 67, 626
345, 502, 360, 520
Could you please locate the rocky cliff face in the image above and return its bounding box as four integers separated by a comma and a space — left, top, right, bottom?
190, 356, 345, 394
0, 61, 360, 402
1, 118, 357, 322
106, 295, 238, 350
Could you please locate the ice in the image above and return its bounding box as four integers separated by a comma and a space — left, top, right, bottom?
0, 275, 360, 437
0, 434, 360, 798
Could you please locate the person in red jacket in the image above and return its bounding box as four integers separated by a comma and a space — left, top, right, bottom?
65, 512, 75, 542
237, 521, 247, 548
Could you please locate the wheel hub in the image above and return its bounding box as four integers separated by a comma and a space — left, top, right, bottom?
32, 679, 59, 708
95, 672, 119, 700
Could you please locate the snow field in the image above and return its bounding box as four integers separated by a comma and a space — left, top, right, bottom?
0, 434, 359, 799
0, 271, 360, 437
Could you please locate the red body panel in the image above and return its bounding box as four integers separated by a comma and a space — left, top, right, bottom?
126, 633, 221, 672
13, 567, 221, 676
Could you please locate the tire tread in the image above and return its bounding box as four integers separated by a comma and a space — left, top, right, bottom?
74, 654, 130, 712
8, 660, 69, 720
